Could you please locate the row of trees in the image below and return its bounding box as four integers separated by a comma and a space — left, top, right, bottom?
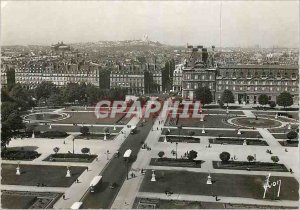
194, 86, 294, 109
35, 81, 127, 106
219, 151, 280, 163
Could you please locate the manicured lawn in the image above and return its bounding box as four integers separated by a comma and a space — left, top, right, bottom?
1, 164, 85, 187
162, 128, 262, 139
1, 191, 62, 209
133, 197, 297, 209
158, 136, 200, 143
149, 158, 203, 168
278, 141, 299, 147
51, 112, 132, 125
44, 153, 97, 163
139, 170, 299, 200
75, 133, 116, 140
212, 161, 288, 172
33, 125, 123, 133
133, 197, 224, 209
176, 115, 236, 128
209, 138, 268, 146
272, 134, 288, 139
1, 195, 36, 209
231, 117, 281, 128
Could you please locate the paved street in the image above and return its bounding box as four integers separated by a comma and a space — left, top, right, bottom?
81, 117, 155, 209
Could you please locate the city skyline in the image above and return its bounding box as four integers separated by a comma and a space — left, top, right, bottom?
1, 1, 299, 48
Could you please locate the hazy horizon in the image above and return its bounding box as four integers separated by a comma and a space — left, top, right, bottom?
1, 1, 299, 48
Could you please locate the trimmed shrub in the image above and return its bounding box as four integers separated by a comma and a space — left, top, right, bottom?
158, 151, 165, 158
219, 152, 231, 162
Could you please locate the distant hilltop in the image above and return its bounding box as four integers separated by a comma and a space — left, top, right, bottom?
69, 39, 167, 48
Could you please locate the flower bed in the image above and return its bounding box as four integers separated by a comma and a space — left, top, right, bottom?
149, 158, 203, 168
278, 141, 298, 147
1, 150, 40, 160
36, 131, 69, 138
158, 136, 200, 143
212, 161, 288, 172
44, 153, 97, 163
209, 138, 268, 146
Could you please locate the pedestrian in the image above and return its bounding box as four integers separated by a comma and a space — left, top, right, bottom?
157, 127, 158, 130
290, 168, 293, 173
86, 167, 89, 172
76, 178, 79, 183
63, 141, 65, 144
215, 195, 218, 201
96, 156, 98, 161
62, 194, 65, 200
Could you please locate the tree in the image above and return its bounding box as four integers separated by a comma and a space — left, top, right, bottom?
53, 147, 60, 154
10, 83, 34, 109
271, 156, 279, 163
247, 155, 255, 162
63, 82, 81, 103
35, 81, 58, 100
277, 92, 293, 110
47, 94, 64, 107
258, 94, 269, 107
218, 100, 224, 108
158, 151, 165, 158
219, 152, 231, 162
269, 101, 276, 109
194, 86, 213, 106
81, 147, 90, 154
221, 90, 234, 107
86, 84, 100, 105
287, 131, 298, 142
80, 126, 89, 135
188, 150, 198, 161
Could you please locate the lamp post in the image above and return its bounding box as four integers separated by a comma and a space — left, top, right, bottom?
175, 142, 178, 159
72, 137, 75, 154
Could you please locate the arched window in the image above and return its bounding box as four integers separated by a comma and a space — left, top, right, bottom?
292, 73, 296, 78
284, 72, 288, 78
225, 72, 229, 77
277, 72, 281, 78
240, 71, 244, 77
232, 72, 236, 78
262, 71, 266, 78
269, 72, 273, 78
254, 72, 259, 78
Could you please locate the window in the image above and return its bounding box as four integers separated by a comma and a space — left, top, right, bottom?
225, 72, 229, 77
240, 71, 244, 77
195, 75, 198, 80
232, 72, 236, 78
277, 72, 281, 78
226, 81, 229, 84
233, 86, 235, 90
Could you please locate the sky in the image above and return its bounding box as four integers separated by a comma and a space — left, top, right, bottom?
1, 1, 299, 47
